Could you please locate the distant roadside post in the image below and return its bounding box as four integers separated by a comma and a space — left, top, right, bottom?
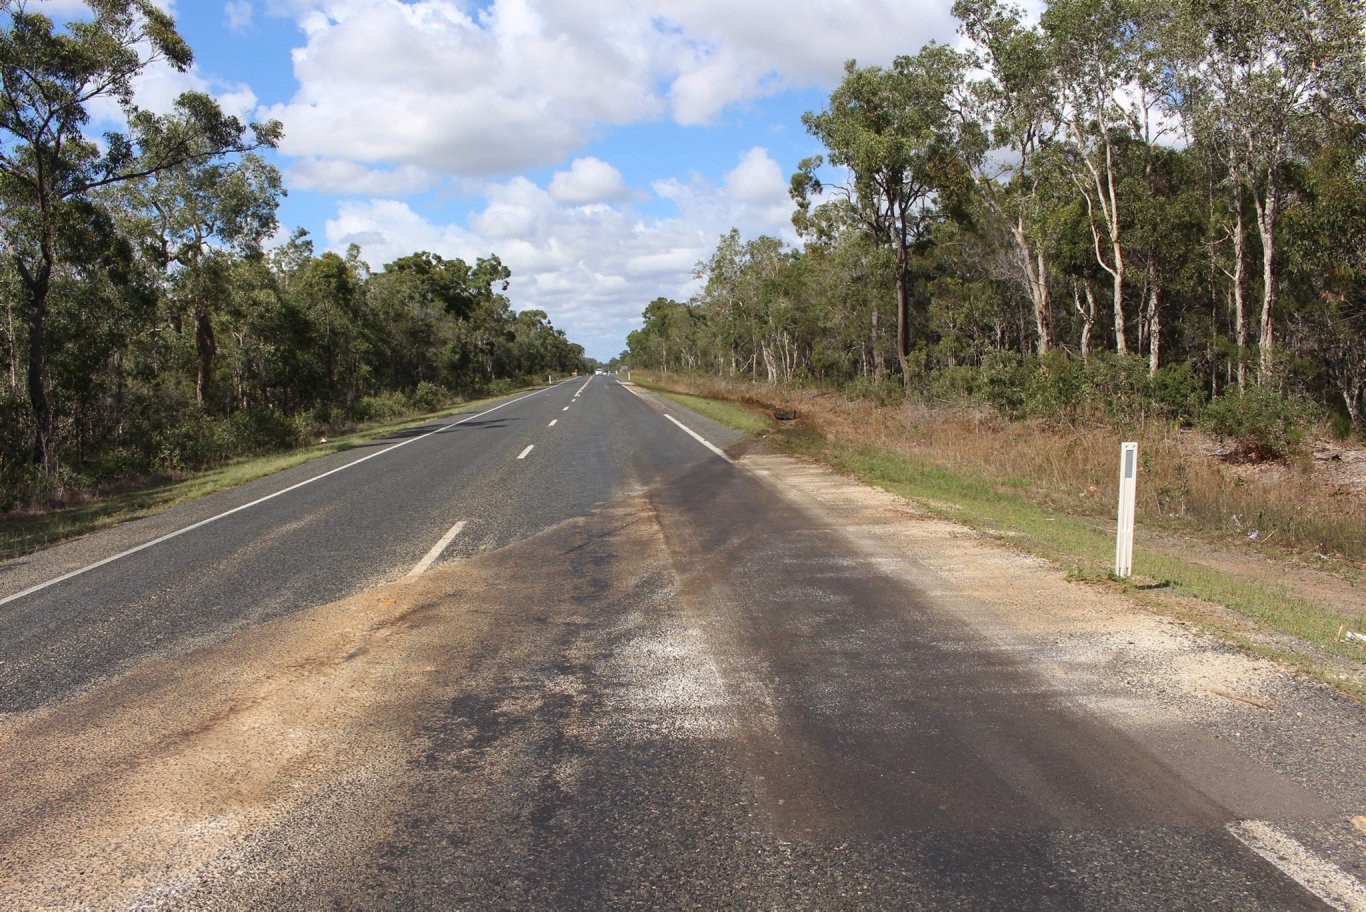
1115, 442, 1138, 578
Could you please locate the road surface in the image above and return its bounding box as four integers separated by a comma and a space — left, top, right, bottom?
1, 376, 1363, 909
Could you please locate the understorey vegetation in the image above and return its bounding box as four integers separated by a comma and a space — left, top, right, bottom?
626, 0, 1366, 456
0, 2, 588, 511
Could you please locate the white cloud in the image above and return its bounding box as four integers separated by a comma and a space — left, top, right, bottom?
86, 63, 260, 131
225, 0, 255, 32
548, 158, 630, 205
290, 159, 438, 196
31, 0, 94, 13
262, 0, 960, 176
725, 146, 786, 202
325, 199, 484, 268
261, 0, 663, 176
323, 148, 799, 359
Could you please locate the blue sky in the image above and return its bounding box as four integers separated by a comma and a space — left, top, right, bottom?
73, 0, 969, 360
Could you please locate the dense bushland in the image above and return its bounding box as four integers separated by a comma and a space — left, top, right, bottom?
0, 4, 589, 510
0, 239, 588, 509
627, 0, 1366, 452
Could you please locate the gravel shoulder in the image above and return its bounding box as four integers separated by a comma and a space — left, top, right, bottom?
742, 449, 1366, 882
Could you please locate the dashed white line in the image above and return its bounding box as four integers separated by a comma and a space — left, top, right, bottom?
407, 520, 467, 577
1227, 820, 1366, 911
664, 414, 732, 463
0, 387, 554, 608
562, 406, 570, 411
548, 419, 558, 427
517, 445, 535, 460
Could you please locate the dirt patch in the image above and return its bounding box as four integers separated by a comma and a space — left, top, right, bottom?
0, 548, 526, 906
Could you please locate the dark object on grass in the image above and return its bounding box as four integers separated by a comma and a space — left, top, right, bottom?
774, 409, 797, 421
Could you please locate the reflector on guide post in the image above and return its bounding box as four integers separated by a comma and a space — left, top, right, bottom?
1115, 442, 1138, 578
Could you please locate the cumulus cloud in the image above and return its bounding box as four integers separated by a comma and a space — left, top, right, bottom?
261, 0, 960, 182
723, 146, 791, 226
260, 0, 663, 181
548, 158, 631, 205
290, 159, 438, 196
324, 146, 798, 359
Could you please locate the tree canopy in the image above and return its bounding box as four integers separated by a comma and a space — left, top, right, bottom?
0, 2, 590, 506
630, 0, 1366, 441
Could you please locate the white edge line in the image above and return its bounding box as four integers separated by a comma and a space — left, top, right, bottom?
664, 414, 732, 464
517, 444, 535, 460
407, 520, 467, 577
1227, 820, 1366, 911
0, 387, 552, 608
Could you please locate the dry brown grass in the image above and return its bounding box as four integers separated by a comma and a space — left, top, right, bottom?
639, 372, 1366, 569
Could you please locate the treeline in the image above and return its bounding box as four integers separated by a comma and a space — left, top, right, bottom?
1, 3, 587, 507
628, 0, 1366, 442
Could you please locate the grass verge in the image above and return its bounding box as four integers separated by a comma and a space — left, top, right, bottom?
0, 391, 521, 561
646, 376, 1366, 703
655, 391, 776, 436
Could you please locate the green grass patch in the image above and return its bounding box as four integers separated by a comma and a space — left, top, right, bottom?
651, 390, 775, 436
0, 390, 522, 561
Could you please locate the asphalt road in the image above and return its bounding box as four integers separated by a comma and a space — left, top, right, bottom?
0, 376, 1359, 910
0, 376, 726, 714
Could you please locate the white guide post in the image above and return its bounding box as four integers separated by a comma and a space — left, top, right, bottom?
1115, 442, 1138, 578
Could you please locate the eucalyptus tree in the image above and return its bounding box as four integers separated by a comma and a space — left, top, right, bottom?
1284, 126, 1366, 429
123, 151, 284, 405
1165, 0, 1366, 381
694, 229, 746, 375
626, 297, 702, 373
0, 0, 281, 469
1039, 0, 1168, 357
793, 42, 976, 389
954, 0, 1060, 356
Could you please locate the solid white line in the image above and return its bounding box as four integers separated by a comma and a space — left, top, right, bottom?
0, 387, 553, 608
664, 414, 732, 464
517, 445, 535, 460
407, 520, 467, 577
1227, 820, 1366, 911
548, 419, 558, 427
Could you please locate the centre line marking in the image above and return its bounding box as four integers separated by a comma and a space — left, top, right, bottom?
1227, 820, 1366, 911
408, 520, 467, 577
517, 445, 535, 460
562, 406, 570, 411
664, 414, 732, 463
548, 419, 558, 427
0, 386, 554, 608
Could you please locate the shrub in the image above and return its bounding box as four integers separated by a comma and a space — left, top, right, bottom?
921, 364, 980, 405
978, 351, 1030, 417
229, 409, 304, 454
1200, 384, 1316, 461
1148, 362, 1206, 425
409, 381, 448, 412
349, 391, 409, 422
